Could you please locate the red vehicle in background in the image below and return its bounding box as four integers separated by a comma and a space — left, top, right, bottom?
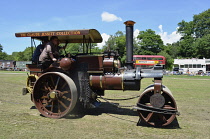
133, 55, 166, 69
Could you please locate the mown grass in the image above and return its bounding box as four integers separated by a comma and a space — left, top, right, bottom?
0, 71, 210, 139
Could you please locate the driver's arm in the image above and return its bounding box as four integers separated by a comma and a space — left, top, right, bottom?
49, 53, 57, 61
46, 45, 57, 61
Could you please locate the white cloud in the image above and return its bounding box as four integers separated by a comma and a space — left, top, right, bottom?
97, 33, 110, 49
158, 25, 182, 44
101, 12, 122, 22
134, 29, 140, 38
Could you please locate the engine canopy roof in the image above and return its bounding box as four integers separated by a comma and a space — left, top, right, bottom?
15, 29, 102, 43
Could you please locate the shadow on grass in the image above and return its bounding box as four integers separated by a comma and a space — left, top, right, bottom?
64, 102, 138, 120
85, 102, 138, 116
67, 102, 181, 129
85, 102, 181, 128
31, 102, 180, 129
137, 117, 181, 129
30, 106, 36, 109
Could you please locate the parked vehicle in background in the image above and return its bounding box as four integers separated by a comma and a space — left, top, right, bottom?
0, 60, 14, 70
172, 67, 179, 75
197, 70, 204, 75
16, 61, 32, 71
206, 71, 210, 76
179, 68, 187, 74
0, 60, 31, 71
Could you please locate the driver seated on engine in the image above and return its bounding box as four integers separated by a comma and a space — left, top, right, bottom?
32, 38, 48, 64
39, 36, 68, 70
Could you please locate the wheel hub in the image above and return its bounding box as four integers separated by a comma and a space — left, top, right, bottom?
49, 91, 58, 99
150, 93, 165, 108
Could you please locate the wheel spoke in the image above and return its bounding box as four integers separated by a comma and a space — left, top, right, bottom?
41, 96, 48, 99
158, 114, 167, 123
162, 115, 167, 123
145, 112, 153, 122
58, 100, 61, 113
61, 82, 67, 90
163, 105, 176, 110
62, 96, 71, 101
50, 76, 55, 87
54, 77, 60, 90
60, 90, 70, 95
41, 88, 48, 92
58, 100, 68, 109
48, 99, 52, 103
44, 82, 52, 91
51, 101, 54, 111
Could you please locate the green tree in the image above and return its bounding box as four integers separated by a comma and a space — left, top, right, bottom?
0, 52, 8, 60
23, 47, 33, 61
0, 44, 8, 60
11, 52, 19, 61
65, 43, 82, 54
91, 46, 103, 53
193, 9, 210, 38
16, 52, 25, 61
194, 34, 210, 58
178, 9, 210, 39
0, 44, 3, 52
103, 35, 116, 50
136, 29, 164, 55
177, 20, 194, 37
5, 55, 14, 60
178, 36, 195, 58
177, 9, 210, 58
115, 32, 126, 57
103, 31, 126, 53
11, 47, 33, 61
163, 43, 179, 59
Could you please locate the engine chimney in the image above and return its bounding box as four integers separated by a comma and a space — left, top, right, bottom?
124, 20, 136, 69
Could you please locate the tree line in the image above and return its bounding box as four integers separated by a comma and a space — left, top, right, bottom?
0, 9, 209, 70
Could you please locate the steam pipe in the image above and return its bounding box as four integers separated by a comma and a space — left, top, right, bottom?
124, 20, 136, 69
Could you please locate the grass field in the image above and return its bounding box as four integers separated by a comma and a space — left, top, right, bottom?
0, 71, 210, 139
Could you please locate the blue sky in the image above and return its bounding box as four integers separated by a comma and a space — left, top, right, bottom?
0, 0, 209, 54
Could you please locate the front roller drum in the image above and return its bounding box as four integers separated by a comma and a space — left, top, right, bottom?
137, 86, 178, 126
33, 72, 78, 118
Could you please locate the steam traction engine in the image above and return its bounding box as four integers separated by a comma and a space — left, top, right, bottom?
15, 20, 179, 127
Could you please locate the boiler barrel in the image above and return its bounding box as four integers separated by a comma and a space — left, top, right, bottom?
89, 72, 140, 91
90, 74, 123, 90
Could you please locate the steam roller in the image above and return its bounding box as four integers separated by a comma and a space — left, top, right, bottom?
16, 20, 179, 127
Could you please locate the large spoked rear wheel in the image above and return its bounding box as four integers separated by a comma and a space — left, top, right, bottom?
33, 72, 78, 118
